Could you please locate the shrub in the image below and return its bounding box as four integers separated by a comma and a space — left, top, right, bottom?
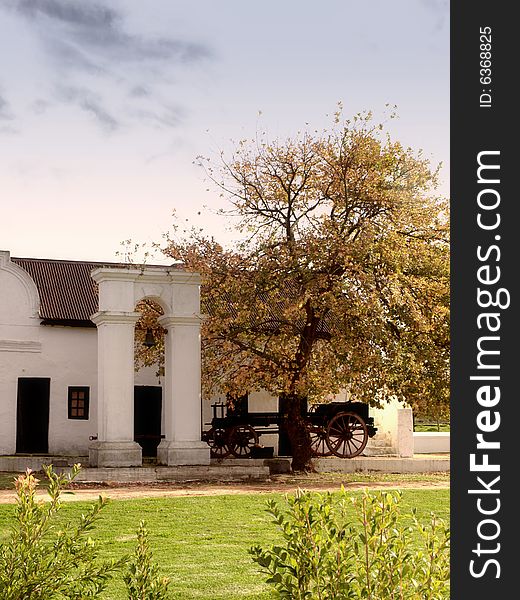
250, 487, 450, 599
124, 520, 171, 600
0, 465, 172, 600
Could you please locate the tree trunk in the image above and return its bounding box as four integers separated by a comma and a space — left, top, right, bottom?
281, 393, 314, 472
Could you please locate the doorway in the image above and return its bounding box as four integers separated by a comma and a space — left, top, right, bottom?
134, 386, 162, 457
16, 377, 50, 454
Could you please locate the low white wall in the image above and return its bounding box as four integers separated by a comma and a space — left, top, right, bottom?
315, 455, 450, 473
371, 399, 414, 457
413, 432, 450, 453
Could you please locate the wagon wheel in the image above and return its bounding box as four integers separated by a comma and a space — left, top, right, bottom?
325, 412, 368, 458
307, 424, 332, 457
206, 427, 231, 459
228, 424, 259, 458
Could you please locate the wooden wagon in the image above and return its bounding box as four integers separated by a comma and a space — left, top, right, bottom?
202, 400, 377, 459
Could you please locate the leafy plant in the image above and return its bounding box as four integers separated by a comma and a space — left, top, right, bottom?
124, 520, 171, 600
0, 464, 124, 599
250, 488, 450, 599
0, 466, 172, 600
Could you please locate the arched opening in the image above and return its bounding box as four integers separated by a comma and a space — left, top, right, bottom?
89, 265, 208, 467
134, 298, 165, 460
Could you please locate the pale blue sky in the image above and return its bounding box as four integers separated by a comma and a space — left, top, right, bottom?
0, 0, 449, 262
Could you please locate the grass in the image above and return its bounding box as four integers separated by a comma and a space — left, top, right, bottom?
0, 472, 15, 490
0, 469, 450, 491
0, 486, 449, 599
280, 470, 450, 485
414, 423, 450, 432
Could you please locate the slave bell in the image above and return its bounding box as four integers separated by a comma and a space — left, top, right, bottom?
143, 328, 155, 348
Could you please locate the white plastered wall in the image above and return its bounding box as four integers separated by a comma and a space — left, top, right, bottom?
249, 389, 279, 453
0, 252, 165, 457
370, 397, 414, 457
0, 251, 43, 455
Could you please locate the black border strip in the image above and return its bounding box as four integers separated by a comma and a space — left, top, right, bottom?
451, 2, 514, 596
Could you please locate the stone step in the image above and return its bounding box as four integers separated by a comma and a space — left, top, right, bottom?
72, 464, 270, 483
367, 436, 392, 447
0, 455, 87, 472
363, 446, 397, 457
315, 455, 450, 474
367, 441, 393, 449
211, 457, 292, 474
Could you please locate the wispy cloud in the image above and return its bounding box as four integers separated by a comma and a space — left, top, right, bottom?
31, 99, 52, 115
0, 125, 19, 135
421, 0, 449, 31
14, 0, 119, 28
129, 85, 150, 98
57, 85, 119, 131
12, 0, 211, 68
129, 105, 186, 130
1, 0, 213, 133
0, 92, 14, 121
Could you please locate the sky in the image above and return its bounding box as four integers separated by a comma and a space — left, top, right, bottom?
0, 0, 449, 263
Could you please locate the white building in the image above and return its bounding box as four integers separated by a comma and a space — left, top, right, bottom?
0, 250, 209, 467
0, 250, 413, 468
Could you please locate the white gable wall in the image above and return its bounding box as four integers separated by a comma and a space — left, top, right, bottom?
0, 252, 162, 457
0, 327, 96, 455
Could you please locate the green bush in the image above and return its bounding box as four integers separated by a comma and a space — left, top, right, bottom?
124, 521, 171, 600
250, 488, 450, 599
0, 465, 172, 600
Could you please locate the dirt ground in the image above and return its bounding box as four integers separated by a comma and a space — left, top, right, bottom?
0, 472, 449, 504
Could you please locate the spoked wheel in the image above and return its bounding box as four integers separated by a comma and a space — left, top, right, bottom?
206, 427, 231, 459
228, 424, 259, 458
307, 424, 332, 457
326, 412, 368, 458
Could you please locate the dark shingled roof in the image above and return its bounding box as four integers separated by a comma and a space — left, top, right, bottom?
11, 256, 337, 336
11, 257, 176, 327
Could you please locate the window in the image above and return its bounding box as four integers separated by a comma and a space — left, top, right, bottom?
68, 387, 89, 420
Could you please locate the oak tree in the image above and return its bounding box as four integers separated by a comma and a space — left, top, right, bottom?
161, 110, 449, 471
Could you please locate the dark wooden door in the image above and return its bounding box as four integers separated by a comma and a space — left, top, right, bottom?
16, 378, 50, 454
134, 386, 162, 457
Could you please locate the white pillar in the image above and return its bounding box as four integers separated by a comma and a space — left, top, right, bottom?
156, 315, 210, 465
371, 398, 414, 457
89, 311, 143, 467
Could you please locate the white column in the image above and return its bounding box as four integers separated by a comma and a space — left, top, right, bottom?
156, 315, 210, 465
371, 398, 414, 457
89, 311, 143, 467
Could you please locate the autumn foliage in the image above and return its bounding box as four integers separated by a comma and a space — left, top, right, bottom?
152, 109, 449, 470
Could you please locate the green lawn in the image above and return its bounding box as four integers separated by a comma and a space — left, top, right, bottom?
0, 488, 449, 599
0, 470, 450, 490
414, 423, 450, 432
